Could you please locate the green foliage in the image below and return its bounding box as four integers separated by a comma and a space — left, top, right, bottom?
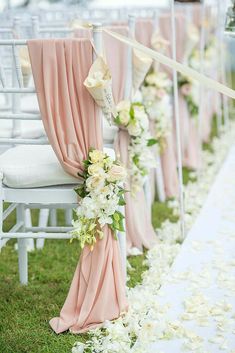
147, 138, 158, 147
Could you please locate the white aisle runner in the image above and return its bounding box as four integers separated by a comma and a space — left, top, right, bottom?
147, 146, 235, 353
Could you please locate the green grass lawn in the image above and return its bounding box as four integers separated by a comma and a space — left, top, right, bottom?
0, 117, 218, 353
0, 202, 178, 353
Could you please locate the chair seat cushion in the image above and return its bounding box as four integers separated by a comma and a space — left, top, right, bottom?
0, 145, 79, 188
0, 145, 115, 188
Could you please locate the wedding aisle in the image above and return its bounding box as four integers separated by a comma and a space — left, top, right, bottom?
147, 146, 235, 353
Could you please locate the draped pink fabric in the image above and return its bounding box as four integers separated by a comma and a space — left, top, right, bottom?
28, 38, 127, 334
159, 13, 201, 170
192, 3, 218, 142
135, 18, 154, 47
73, 27, 92, 40
135, 18, 179, 197
104, 27, 157, 252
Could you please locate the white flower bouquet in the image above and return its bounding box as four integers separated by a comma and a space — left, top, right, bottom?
115, 100, 157, 195
178, 74, 199, 119
71, 149, 127, 250
141, 70, 173, 152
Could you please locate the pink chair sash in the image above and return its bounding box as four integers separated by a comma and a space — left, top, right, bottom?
135, 18, 154, 48
28, 38, 127, 334
104, 27, 157, 252
159, 13, 201, 170
136, 18, 179, 197
192, 3, 218, 142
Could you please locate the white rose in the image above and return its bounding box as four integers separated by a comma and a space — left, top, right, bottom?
119, 110, 130, 126
72, 342, 85, 353
80, 197, 97, 219
89, 149, 105, 164
133, 105, 145, 116
146, 73, 157, 86
107, 164, 127, 182
127, 122, 142, 137
139, 114, 149, 131
98, 214, 113, 227
86, 174, 105, 191
88, 163, 104, 176
116, 100, 131, 112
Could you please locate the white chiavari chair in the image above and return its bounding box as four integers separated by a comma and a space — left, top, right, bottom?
0, 17, 49, 252
0, 25, 127, 284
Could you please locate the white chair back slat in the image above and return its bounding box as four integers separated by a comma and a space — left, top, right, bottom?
0, 113, 41, 120
12, 44, 24, 88
0, 60, 6, 87
0, 137, 48, 145
0, 38, 44, 146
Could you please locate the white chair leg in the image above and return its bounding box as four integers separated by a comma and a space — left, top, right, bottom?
17, 205, 28, 285
155, 154, 166, 202
49, 209, 57, 226
25, 209, 35, 252
65, 208, 72, 226
18, 238, 28, 285
36, 209, 50, 249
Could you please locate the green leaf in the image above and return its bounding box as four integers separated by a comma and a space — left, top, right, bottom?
118, 195, 126, 206
113, 212, 120, 222
118, 187, 128, 195
77, 171, 85, 178
132, 102, 143, 107
115, 210, 125, 219
74, 185, 86, 198
114, 115, 122, 125
118, 219, 125, 232
129, 105, 135, 121
147, 138, 158, 147
133, 155, 139, 166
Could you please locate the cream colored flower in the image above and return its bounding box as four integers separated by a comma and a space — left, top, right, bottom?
107, 165, 127, 182
88, 163, 104, 176
89, 149, 105, 164
119, 110, 130, 126
86, 174, 105, 191
127, 122, 142, 137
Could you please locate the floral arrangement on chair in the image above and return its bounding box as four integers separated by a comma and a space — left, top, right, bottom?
115, 100, 157, 195
141, 70, 173, 152
71, 149, 127, 250
178, 74, 199, 119
178, 35, 217, 121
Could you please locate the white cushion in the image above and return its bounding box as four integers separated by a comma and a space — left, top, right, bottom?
0, 145, 115, 188
0, 145, 79, 188
0, 119, 45, 139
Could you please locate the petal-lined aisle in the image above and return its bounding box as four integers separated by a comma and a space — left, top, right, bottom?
148, 145, 235, 352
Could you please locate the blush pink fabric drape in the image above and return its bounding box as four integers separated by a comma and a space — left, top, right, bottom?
192, 4, 218, 142
104, 27, 157, 252
136, 18, 179, 198
159, 13, 201, 170
28, 38, 127, 334
135, 18, 154, 47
